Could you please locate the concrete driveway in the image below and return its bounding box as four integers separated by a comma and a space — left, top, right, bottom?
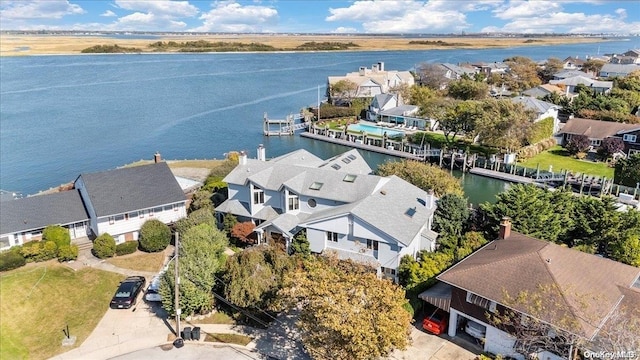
51, 294, 173, 360
388, 323, 481, 360
110, 343, 262, 360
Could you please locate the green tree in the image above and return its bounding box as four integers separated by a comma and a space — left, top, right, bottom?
614, 154, 640, 186
329, 79, 358, 105
582, 59, 606, 76
538, 57, 564, 83
42, 225, 71, 250
160, 223, 228, 317
139, 219, 171, 252
398, 251, 454, 290
279, 255, 412, 360
57, 244, 79, 262
92, 233, 116, 259
446, 78, 489, 100
189, 189, 213, 212
503, 56, 541, 91
222, 244, 295, 310
376, 160, 463, 197
175, 207, 216, 234
616, 69, 640, 91
439, 100, 481, 144
475, 99, 535, 152
222, 214, 238, 236
478, 184, 568, 243
433, 194, 470, 237
290, 229, 310, 256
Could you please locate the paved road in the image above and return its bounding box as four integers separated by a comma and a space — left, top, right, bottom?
110, 344, 262, 360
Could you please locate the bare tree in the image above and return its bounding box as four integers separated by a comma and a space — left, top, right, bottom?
416, 63, 450, 90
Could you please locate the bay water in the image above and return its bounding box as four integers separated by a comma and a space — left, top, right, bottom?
0, 39, 635, 204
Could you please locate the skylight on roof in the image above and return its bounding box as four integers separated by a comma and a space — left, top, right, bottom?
347, 154, 357, 160
331, 164, 341, 170
343, 174, 357, 182
405, 207, 416, 218
341, 158, 351, 164
309, 182, 324, 190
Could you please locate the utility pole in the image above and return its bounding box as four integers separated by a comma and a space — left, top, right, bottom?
174, 232, 181, 341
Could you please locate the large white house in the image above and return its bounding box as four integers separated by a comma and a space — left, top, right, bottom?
327, 62, 415, 104
74, 162, 187, 243
216, 147, 438, 280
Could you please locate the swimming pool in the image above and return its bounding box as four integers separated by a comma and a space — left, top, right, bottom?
348, 123, 404, 137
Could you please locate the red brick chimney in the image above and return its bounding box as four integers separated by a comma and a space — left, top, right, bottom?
499, 217, 511, 240
154, 152, 162, 163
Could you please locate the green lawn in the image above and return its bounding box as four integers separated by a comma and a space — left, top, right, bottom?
106, 250, 166, 273
519, 146, 614, 178
0, 263, 124, 360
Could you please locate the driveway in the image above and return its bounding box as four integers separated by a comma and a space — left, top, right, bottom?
109, 344, 261, 360
51, 291, 173, 360
388, 323, 481, 360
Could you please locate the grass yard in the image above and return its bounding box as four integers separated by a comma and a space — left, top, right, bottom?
0, 263, 124, 360
187, 311, 236, 325
519, 146, 614, 179
106, 250, 166, 273
204, 333, 253, 346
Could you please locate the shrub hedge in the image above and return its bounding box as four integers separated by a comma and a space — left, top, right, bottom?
57, 245, 79, 262
139, 219, 171, 253
92, 233, 116, 259
0, 250, 26, 271
20, 241, 57, 262
116, 241, 139, 256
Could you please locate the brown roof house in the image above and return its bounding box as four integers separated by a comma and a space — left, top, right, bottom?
559, 118, 640, 154
434, 218, 640, 360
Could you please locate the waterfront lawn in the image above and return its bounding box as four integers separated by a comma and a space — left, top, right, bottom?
106, 250, 166, 273
519, 146, 614, 178
0, 263, 124, 360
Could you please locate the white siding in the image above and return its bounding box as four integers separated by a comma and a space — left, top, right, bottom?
96, 203, 186, 239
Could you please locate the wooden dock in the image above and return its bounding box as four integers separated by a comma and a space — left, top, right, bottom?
301, 132, 425, 160
469, 168, 534, 184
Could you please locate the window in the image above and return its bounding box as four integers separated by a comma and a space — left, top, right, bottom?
381, 267, 396, 276
366, 239, 379, 251
343, 174, 357, 183
466, 292, 497, 312
309, 182, 323, 190
115, 214, 125, 222
326, 231, 339, 242
129, 211, 138, 218
164, 205, 172, 211
331, 164, 341, 170
623, 134, 637, 142
288, 195, 299, 211
630, 149, 640, 156
109, 216, 115, 225
139, 211, 144, 218
253, 187, 264, 204
347, 154, 357, 160
590, 139, 601, 146
173, 204, 179, 212
154, 207, 162, 213
0, 236, 10, 249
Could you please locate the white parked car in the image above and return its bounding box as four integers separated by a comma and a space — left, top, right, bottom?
145, 274, 163, 302
464, 320, 486, 340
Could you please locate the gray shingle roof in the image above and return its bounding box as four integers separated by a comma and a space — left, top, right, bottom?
76, 162, 185, 217
1, 190, 89, 234
511, 96, 559, 115
560, 118, 640, 140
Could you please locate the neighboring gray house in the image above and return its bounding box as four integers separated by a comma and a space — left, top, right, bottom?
549, 76, 613, 95
0, 190, 89, 250
599, 63, 639, 78
75, 162, 187, 243
216, 147, 438, 280
552, 69, 592, 80
511, 96, 561, 133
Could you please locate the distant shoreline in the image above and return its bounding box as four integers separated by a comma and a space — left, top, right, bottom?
0, 34, 611, 57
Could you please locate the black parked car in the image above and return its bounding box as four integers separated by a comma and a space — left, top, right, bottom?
110, 276, 146, 309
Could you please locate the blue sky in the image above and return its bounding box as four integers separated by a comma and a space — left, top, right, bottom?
1, 0, 639, 34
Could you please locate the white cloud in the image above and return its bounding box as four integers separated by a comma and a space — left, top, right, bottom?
492, 0, 562, 20
191, 1, 278, 32
332, 26, 358, 33
115, 0, 199, 17
482, 11, 640, 34
100, 10, 117, 17
0, 0, 84, 20
326, 0, 472, 33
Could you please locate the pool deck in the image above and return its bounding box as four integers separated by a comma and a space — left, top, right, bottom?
300, 132, 424, 160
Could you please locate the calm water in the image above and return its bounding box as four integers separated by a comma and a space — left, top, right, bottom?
0, 39, 635, 204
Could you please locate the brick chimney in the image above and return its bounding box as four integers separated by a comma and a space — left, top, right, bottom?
499, 217, 511, 240
154, 152, 162, 163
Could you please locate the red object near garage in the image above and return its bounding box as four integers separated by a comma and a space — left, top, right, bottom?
422, 308, 448, 335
